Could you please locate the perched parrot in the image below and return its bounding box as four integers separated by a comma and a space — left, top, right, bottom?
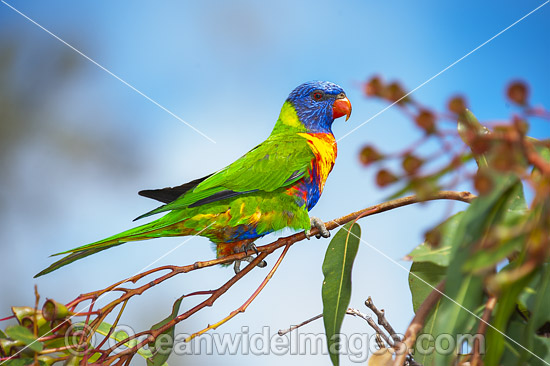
35, 81, 351, 277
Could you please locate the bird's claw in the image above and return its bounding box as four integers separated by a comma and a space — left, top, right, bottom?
241, 242, 259, 256
305, 216, 330, 239
233, 242, 266, 274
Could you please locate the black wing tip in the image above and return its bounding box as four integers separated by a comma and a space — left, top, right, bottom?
138, 188, 178, 204
137, 174, 213, 204
138, 189, 153, 198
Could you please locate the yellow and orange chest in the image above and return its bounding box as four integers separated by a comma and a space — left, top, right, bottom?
297, 132, 338, 190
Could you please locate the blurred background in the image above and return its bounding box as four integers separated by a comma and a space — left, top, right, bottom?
0, 0, 548, 364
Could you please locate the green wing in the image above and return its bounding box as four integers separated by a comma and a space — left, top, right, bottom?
135, 134, 313, 219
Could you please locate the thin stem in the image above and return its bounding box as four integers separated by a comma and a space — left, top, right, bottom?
365, 297, 401, 344
347, 308, 395, 348
278, 314, 323, 336
185, 243, 292, 341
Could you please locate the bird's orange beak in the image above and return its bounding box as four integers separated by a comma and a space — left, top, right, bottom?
332, 96, 352, 121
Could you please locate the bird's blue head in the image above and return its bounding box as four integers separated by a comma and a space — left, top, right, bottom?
285, 81, 351, 134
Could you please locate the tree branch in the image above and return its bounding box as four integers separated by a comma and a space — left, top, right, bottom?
365, 296, 401, 344
102, 191, 473, 363
54, 191, 473, 364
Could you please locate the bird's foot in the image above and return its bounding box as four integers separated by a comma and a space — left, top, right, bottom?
305, 216, 330, 240
233, 242, 267, 274
241, 242, 260, 256
233, 256, 267, 274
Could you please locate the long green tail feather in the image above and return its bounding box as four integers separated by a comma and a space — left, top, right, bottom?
35, 218, 185, 277
52, 221, 162, 256
34, 246, 118, 278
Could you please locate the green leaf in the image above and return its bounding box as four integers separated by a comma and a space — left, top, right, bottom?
407, 210, 463, 366
2, 359, 39, 366
42, 336, 69, 350
409, 262, 446, 313
0, 329, 6, 338
518, 264, 550, 328
147, 296, 185, 366
412, 298, 442, 366
463, 178, 527, 273
434, 174, 522, 365
485, 268, 535, 366
406, 243, 451, 267
463, 237, 522, 273
408, 259, 447, 366
501, 318, 550, 366
519, 263, 550, 364
5, 325, 43, 353
87, 352, 102, 363
321, 222, 361, 366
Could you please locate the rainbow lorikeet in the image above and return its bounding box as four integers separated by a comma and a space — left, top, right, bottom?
35, 81, 351, 277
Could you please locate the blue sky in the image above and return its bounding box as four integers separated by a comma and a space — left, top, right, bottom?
0, 1, 549, 365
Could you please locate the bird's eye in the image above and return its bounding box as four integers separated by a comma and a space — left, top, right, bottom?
312, 91, 324, 101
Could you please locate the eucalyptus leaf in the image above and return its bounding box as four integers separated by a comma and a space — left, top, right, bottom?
434, 174, 522, 365
5, 325, 43, 353
500, 318, 550, 366
322, 222, 361, 366
406, 243, 452, 267
463, 177, 527, 273
519, 263, 550, 364
2, 359, 43, 366
462, 235, 523, 273
147, 296, 185, 366
409, 262, 446, 313
484, 267, 535, 366
408, 261, 446, 366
